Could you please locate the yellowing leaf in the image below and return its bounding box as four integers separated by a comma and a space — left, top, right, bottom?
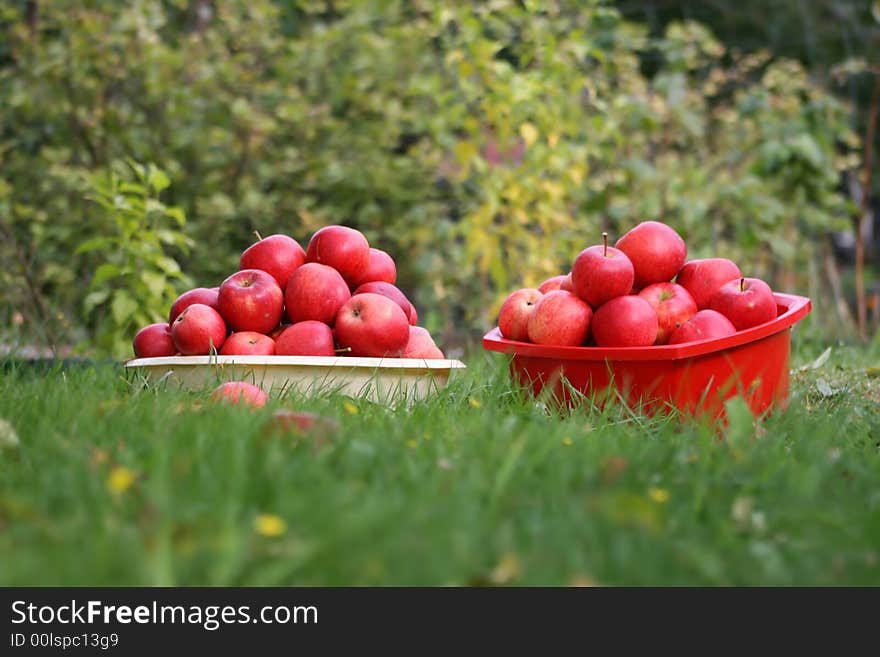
648, 487, 670, 504
0, 419, 20, 449
453, 140, 478, 165
519, 122, 539, 147
490, 553, 522, 584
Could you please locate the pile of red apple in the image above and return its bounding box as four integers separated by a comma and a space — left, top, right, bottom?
132, 226, 445, 360
498, 221, 779, 348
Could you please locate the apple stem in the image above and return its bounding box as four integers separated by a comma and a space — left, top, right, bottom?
740, 277, 745, 292
602, 232, 608, 257
253, 230, 263, 242
335, 347, 352, 353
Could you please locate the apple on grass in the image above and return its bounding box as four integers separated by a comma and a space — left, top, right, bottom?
709, 277, 777, 330
220, 331, 276, 356
211, 381, 268, 408
616, 221, 687, 288
668, 309, 736, 345
218, 269, 284, 334
638, 282, 697, 345
334, 293, 411, 357
133, 323, 176, 358
285, 263, 351, 325
498, 288, 543, 342
676, 258, 742, 310
572, 232, 634, 308
263, 409, 339, 439
527, 291, 593, 346
402, 326, 444, 359
349, 248, 397, 288
591, 295, 658, 348
171, 303, 227, 355
239, 233, 305, 290
169, 287, 219, 324
305, 225, 370, 286
275, 321, 336, 356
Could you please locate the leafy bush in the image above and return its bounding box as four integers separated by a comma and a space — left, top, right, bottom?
0, 1, 859, 351
78, 160, 192, 355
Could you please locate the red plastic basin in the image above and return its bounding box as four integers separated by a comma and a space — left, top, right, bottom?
483, 293, 812, 418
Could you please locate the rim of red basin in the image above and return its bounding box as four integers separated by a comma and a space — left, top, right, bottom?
482, 292, 811, 362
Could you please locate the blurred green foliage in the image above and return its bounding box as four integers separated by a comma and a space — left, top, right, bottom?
0, 1, 860, 354
79, 160, 193, 354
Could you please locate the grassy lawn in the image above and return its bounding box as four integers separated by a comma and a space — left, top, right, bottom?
1, 332, 879, 586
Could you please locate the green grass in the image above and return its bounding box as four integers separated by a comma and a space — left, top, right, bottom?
1, 335, 879, 586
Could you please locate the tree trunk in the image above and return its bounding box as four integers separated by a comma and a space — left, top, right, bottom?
855, 71, 880, 340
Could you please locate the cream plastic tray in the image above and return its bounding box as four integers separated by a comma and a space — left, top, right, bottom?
124, 355, 467, 402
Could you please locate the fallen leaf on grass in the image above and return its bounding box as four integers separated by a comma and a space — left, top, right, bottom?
648, 487, 670, 504
804, 347, 832, 371
95, 399, 126, 417
173, 400, 205, 415
0, 419, 20, 449
569, 574, 601, 587
600, 456, 628, 484
490, 553, 522, 585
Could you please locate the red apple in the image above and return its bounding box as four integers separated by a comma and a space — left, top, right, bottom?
132, 323, 176, 358
560, 274, 574, 292
572, 234, 634, 308
220, 331, 276, 356
538, 275, 568, 294
591, 295, 658, 347
285, 263, 351, 325
239, 234, 305, 290
615, 221, 687, 288
305, 225, 370, 285
275, 321, 336, 356
171, 303, 227, 355
402, 326, 445, 359
668, 309, 736, 345
676, 258, 743, 310
709, 277, 777, 330
637, 282, 697, 345
526, 290, 593, 346
498, 288, 543, 342
263, 409, 340, 437
352, 281, 414, 320
218, 269, 284, 334
211, 381, 268, 408
169, 287, 219, 324
334, 293, 410, 357
348, 247, 397, 288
